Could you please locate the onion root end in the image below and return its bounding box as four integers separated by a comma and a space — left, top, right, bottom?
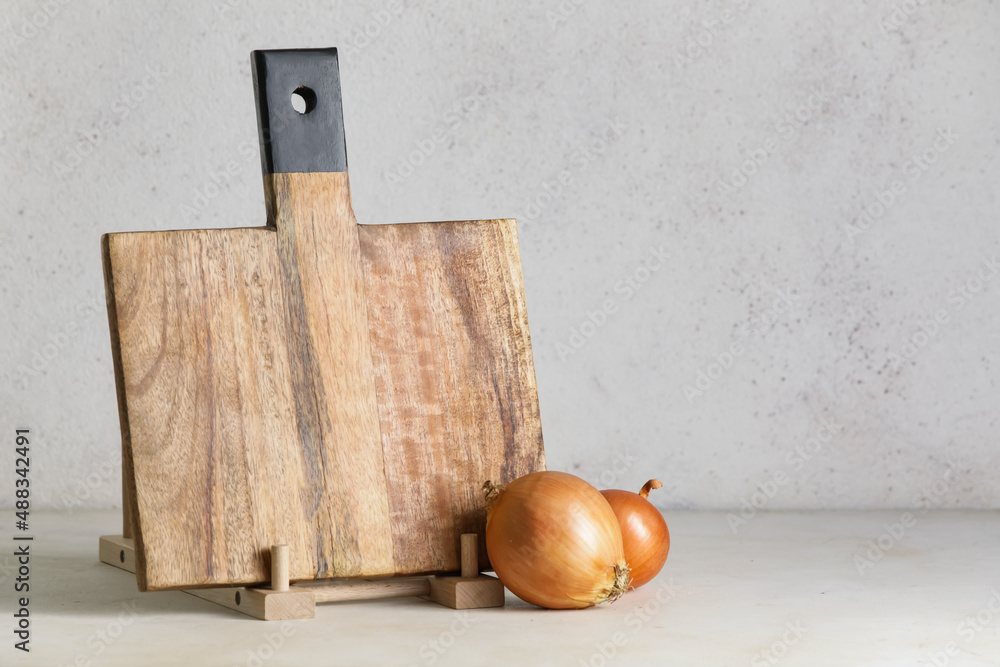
603, 562, 631, 604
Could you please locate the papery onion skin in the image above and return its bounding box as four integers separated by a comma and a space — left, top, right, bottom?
600, 479, 669, 589
484, 472, 630, 610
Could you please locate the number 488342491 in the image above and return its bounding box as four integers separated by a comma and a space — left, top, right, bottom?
15, 430, 29, 527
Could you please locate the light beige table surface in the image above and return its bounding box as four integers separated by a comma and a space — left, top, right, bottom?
3, 509, 998, 666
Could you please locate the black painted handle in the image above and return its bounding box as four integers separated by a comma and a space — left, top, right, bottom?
251, 48, 348, 175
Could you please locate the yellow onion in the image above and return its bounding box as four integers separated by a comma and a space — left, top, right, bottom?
601, 479, 669, 589
483, 471, 630, 609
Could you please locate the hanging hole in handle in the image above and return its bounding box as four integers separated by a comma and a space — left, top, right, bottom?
235, 591, 242, 606
119, 549, 125, 563
291, 86, 317, 115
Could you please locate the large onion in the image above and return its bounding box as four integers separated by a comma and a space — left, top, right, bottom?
600, 479, 669, 588
483, 471, 630, 609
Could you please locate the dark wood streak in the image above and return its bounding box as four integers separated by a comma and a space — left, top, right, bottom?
269, 173, 376, 579
272, 178, 329, 520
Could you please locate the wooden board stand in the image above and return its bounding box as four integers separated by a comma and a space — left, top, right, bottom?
99, 532, 504, 620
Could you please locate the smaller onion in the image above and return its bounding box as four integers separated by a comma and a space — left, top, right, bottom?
484, 472, 630, 609
600, 479, 669, 589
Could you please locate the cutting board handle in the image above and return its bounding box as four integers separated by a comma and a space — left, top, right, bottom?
251, 48, 348, 177
248, 50, 391, 580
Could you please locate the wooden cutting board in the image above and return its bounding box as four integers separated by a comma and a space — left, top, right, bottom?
102, 48, 545, 591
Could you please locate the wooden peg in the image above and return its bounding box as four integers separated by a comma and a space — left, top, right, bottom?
425, 533, 504, 609
461, 533, 478, 578
271, 545, 289, 592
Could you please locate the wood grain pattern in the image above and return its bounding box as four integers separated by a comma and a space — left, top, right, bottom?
103, 171, 544, 591
361, 219, 545, 572
268, 173, 395, 579
104, 226, 309, 590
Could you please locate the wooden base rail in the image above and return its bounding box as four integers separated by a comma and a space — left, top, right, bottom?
99, 533, 504, 620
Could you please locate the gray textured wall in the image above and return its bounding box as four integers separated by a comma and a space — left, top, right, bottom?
2, 1, 997, 511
